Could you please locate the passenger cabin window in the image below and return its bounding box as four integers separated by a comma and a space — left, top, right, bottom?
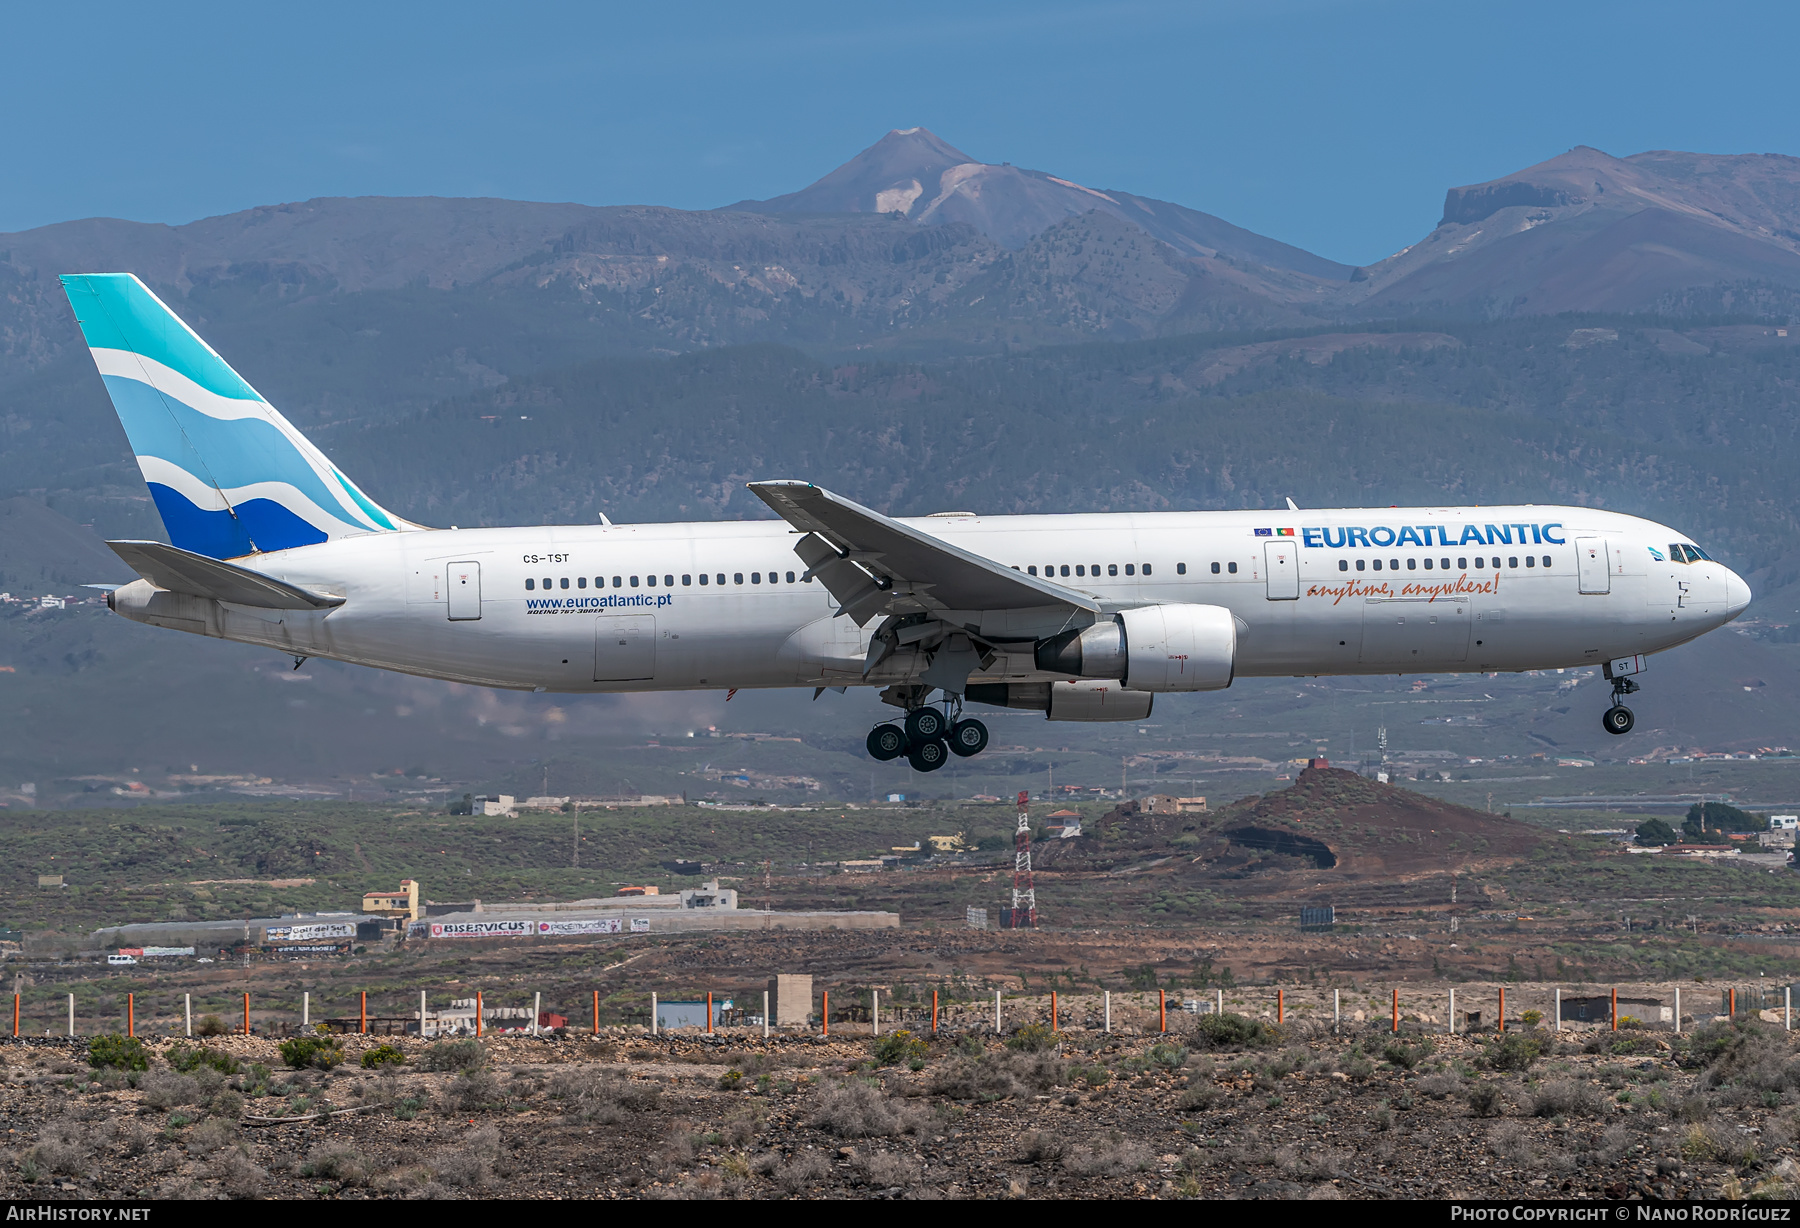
542, 576, 552, 588
1108, 564, 1118, 576
1406, 559, 1417, 570
578, 577, 587, 588
665, 574, 674, 586
1440, 558, 1449, 569
1143, 564, 1152, 575
1027, 566, 1038, 576
1356, 559, 1366, 571
734, 573, 744, 585
1525, 556, 1535, 568
561, 577, 570, 589
717, 574, 726, 585
1075, 565, 1085, 577
613, 576, 622, 588
699, 574, 709, 585
1210, 562, 1220, 574
1061, 565, 1070, 577
786, 571, 796, 583
1458, 557, 1467, 568
752, 572, 761, 584
1474, 558, 1484, 569
525, 578, 535, 590
1372, 560, 1382, 571
682, 575, 692, 586
1338, 559, 1348, 571
1508, 557, 1518, 568
630, 575, 640, 587
646, 574, 656, 586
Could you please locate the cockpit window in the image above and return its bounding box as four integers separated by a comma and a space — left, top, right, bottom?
1669, 544, 1689, 564
1684, 545, 1709, 563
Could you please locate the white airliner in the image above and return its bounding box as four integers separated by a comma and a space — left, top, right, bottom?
65, 274, 1751, 770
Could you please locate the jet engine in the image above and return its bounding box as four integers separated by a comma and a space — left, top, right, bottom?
1032, 604, 1235, 693
964, 679, 1153, 721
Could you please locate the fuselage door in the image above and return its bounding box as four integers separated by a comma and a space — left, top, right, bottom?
446, 561, 482, 621
1576, 538, 1611, 594
1264, 539, 1299, 600
596, 615, 656, 681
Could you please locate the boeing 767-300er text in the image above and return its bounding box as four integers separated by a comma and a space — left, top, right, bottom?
63, 274, 1751, 770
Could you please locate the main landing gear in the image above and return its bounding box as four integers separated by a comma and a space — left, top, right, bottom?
1602, 676, 1639, 736
866, 703, 989, 773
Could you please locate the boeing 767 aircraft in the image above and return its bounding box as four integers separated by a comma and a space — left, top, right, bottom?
64, 274, 1750, 771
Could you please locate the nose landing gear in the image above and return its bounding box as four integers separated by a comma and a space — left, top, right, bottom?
867, 698, 989, 771
1602, 675, 1639, 736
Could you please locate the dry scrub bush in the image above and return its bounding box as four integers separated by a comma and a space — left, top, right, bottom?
114, 1122, 152, 1158
1276, 1145, 1349, 1179
548, 1069, 662, 1125
777, 1150, 831, 1193
138, 1069, 201, 1110
1022, 1132, 1068, 1163
209, 1151, 270, 1199
1529, 1079, 1604, 1118
859, 1149, 923, 1187
1488, 1122, 1538, 1165
1064, 1135, 1153, 1177
185, 1118, 238, 1157
418, 1039, 487, 1073
1466, 1082, 1506, 1118
1417, 1072, 1463, 1100
301, 1142, 371, 1185
28, 1119, 90, 1175
808, 1080, 923, 1138
431, 1126, 504, 1189
448, 1066, 509, 1113
1682, 1121, 1759, 1167
927, 1051, 1063, 1101
652, 1170, 745, 1199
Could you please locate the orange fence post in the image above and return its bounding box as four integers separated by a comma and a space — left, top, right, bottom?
1278, 989, 1284, 1025
360, 991, 367, 1035
476, 990, 483, 1039
707, 991, 714, 1034
932, 990, 938, 1036
822, 990, 829, 1037
128, 993, 135, 1038
593, 990, 599, 1036
12, 993, 17, 1038
1613, 987, 1619, 1031
1051, 991, 1058, 1032
1159, 989, 1167, 1034
1392, 988, 1399, 1034
242, 992, 250, 1036
1499, 987, 1506, 1034
1730, 987, 1737, 1018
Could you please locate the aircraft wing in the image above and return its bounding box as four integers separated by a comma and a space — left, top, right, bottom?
747, 481, 1100, 624
108, 540, 346, 610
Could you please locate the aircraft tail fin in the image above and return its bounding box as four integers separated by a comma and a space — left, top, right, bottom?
60, 273, 410, 559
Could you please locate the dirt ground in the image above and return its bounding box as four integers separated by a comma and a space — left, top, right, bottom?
5, 1003, 1800, 1201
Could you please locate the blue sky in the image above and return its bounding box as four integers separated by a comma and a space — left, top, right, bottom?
5, 0, 1797, 265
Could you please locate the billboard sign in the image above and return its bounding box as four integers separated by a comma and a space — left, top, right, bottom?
266, 923, 356, 942
535, 918, 624, 935
429, 920, 531, 939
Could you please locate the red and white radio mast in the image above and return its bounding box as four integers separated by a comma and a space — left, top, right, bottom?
1010, 790, 1037, 928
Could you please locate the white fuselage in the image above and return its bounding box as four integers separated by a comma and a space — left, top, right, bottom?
110, 504, 1750, 695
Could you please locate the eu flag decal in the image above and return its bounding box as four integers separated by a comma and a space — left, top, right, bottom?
1254, 527, 1273, 536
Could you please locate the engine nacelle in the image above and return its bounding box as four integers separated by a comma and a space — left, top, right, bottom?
964, 680, 1153, 722
1117, 603, 1235, 692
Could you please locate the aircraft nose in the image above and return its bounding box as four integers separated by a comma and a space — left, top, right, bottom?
1725, 569, 1752, 620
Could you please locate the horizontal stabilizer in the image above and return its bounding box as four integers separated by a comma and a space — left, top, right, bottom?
107, 540, 345, 610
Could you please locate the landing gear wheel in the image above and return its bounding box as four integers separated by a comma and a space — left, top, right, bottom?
948, 718, 989, 758
907, 738, 949, 773
1602, 705, 1635, 736
904, 707, 947, 744
867, 724, 907, 761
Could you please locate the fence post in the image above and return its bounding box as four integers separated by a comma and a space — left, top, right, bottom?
1555, 987, 1561, 1032
1103, 990, 1110, 1034
823, 991, 829, 1037
764, 990, 771, 1039
1051, 991, 1058, 1032
1674, 987, 1681, 1035
707, 991, 714, 1035
1216, 988, 1222, 1017
1499, 987, 1505, 1034
534, 991, 542, 1037
303, 991, 309, 1028
11, 993, 17, 1039
243, 993, 250, 1036
871, 988, 878, 1036
420, 990, 427, 1038
67, 993, 73, 1038
1449, 988, 1455, 1035
1612, 987, 1618, 1032
1730, 987, 1737, 1018
476, 990, 483, 1039
1334, 988, 1340, 1032
1277, 988, 1283, 1025
1159, 989, 1166, 1034
594, 990, 600, 1037
932, 990, 938, 1036
128, 993, 134, 1038
361, 991, 368, 1036
1391, 988, 1398, 1034
650, 991, 657, 1037
993, 990, 1000, 1034
1787, 986, 1792, 1033
185, 993, 191, 1038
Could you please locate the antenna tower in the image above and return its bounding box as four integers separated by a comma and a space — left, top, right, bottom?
1010, 790, 1037, 928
